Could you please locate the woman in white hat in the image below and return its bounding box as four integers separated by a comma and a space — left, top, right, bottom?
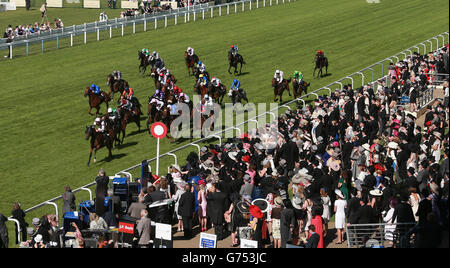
334, 189, 347, 244
172, 181, 186, 232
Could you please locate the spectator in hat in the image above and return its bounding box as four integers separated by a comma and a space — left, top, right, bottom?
89, 213, 108, 230
320, 188, 331, 238
310, 206, 324, 248
207, 183, 229, 240
239, 174, 253, 202
62, 186, 76, 217
334, 189, 347, 244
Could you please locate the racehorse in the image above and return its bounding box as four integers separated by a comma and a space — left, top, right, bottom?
292, 79, 310, 99
85, 125, 114, 166
184, 51, 199, 76
107, 74, 128, 101
105, 117, 122, 147
208, 83, 226, 105
138, 51, 150, 75
313, 54, 328, 78
272, 78, 292, 103
84, 86, 111, 115
228, 52, 246, 74
194, 82, 210, 99
146, 97, 164, 130
231, 88, 249, 105
118, 105, 141, 144
193, 68, 210, 81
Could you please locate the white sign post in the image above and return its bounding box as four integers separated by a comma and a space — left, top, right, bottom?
150, 122, 167, 176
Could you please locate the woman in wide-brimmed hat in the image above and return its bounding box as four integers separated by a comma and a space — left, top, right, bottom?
334, 189, 347, 244
271, 197, 284, 248
249, 205, 270, 248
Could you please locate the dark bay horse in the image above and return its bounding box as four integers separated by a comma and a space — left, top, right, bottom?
107, 74, 128, 101
118, 106, 141, 144
208, 83, 226, 105
84, 87, 111, 115
138, 51, 150, 75
228, 52, 245, 74
292, 79, 310, 99
184, 51, 199, 76
313, 55, 328, 78
194, 82, 210, 99
272, 78, 292, 103
85, 125, 114, 166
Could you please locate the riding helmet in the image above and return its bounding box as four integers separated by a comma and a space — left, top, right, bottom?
198, 61, 202, 65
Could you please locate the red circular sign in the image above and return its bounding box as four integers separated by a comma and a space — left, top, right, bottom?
150, 122, 167, 139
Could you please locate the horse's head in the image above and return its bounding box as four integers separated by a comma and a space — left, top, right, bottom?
84, 87, 90, 97
85, 125, 93, 140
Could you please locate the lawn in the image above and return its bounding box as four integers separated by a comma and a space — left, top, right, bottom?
0, 0, 448, 247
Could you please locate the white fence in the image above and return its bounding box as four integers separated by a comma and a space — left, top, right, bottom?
4, 30, 449, 245
0, 0, 296, 58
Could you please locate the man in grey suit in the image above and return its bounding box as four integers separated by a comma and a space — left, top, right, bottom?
417, 161, 430, 192
136, 209, 152, 248
62, 186, 76, 216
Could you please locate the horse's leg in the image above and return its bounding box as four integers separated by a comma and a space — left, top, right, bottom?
239, 62, 243, 74
87, 148, 93, 166
274, 91, 278, 102
228, 64, 232, 74
88, 106, 93, 116
93, 148, 97, 164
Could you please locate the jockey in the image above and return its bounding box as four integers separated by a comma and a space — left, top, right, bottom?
122, 86, 134, 100
173, 85, 183, 96
274, 69, 284, 83
293, 70, 303, 82
112, 70, 122, 81
107, 107, 118, 122
316, 49, 324, 58
179, 92, 190, 103
229, 79, 241, 103
150, 90, 165, 111
93, 117, 106, 133
229, 45, 238, 57
198, 74, 208, 87
151, 51, 160, 60
90, 84, 101, 95
186, 47, 194, 57
119, 96, 134, 113
211, 77, 221, 88
197, 61, 206, 74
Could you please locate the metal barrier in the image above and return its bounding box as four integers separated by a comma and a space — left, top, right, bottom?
12, 32, 449, 242
346, 222, 416, 248
0, 0, 296, 58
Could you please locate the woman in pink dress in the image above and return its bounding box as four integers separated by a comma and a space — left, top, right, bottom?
197, 184, 208, 231
310, 208, 324, 248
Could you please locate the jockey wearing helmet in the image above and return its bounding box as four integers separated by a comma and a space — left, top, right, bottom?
293, 70, 303, 82
229, 79, 241, 104
203, 94, 213, 109
119, 95, 135, 114
197, 61, 206, 74
112, 70, 122, 81
107, 107, 118, 122
229, 45, 239, 57
94, 117, 106, 133
90, 84, 101, 95
173, 85, 182, 96
151, 51, 160, 60
187, 47, 194, 57
150, 89, 165, 110
122, 86, 134, 100
179, 92, 190, 103
211, 77, 221, 88
274, 69, 284, 84
316, 49, 324, 58
198, 74, 208, 87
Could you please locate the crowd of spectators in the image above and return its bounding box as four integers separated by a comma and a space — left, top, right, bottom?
0, 46, 448, 248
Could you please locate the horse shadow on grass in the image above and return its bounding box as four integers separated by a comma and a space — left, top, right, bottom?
117, 141, 138, 150
98, 153, 127, 163
236, 71, 250, 77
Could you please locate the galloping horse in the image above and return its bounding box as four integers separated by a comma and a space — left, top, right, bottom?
138, 51, 150, 75
208, 83, 226, 105
272, 78, 292, 103
105, 117, 122, 147
313, 54, 328, 78
118, 105, 142, 144
193, 68, 210, 81
84, 87, 111, 115
228, 52, 246, 74
292, 79, 310, 99
184, 51, 199, 76
107, 74, 128, 101
194, 82, 210, 99
85, 125, 114, 166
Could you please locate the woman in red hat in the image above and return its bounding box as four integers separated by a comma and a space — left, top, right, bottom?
249, 205, 270, 248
